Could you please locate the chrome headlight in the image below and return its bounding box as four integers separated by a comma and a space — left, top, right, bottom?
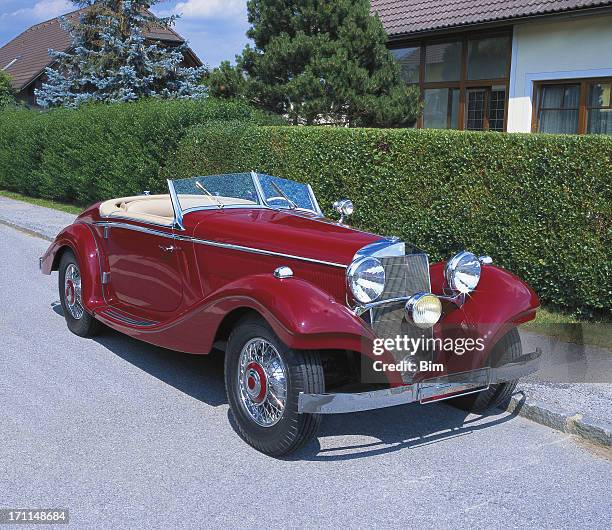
347, 256, 385, 304
405, 292, 442, 329
333, 199, 354, 224
445, 251, 481, 294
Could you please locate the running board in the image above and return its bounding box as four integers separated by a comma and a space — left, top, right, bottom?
96, 307, 159, 328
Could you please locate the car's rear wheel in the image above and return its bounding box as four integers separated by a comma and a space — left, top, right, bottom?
224, 315, 324, 456
448, 328, 521, 413
58, 250, 102, 338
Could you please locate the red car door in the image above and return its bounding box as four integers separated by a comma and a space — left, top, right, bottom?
100, 224, 184, 317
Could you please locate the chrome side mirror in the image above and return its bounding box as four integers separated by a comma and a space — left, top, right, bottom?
333, 199, 354, 224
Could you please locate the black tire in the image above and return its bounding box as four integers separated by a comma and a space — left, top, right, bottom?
58, 250, 102, 338
224, 315, 324, 456
448, 328, 522, 413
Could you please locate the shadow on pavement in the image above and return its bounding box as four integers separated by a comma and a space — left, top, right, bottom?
285, 400, 521, 461
52, 301, 227, 407
53, 301, 523, 460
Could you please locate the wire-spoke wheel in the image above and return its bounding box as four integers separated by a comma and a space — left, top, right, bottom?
64, 263, 84, 320
58, 250, 102, 338
238, 338, 287, 427
225, 315, 324, 456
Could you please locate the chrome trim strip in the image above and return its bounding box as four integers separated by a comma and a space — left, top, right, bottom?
354, 239, 406, 260
98, 308, 158, 327
94, 221, 174, 238
98, 212, 174, 229
353, 290, 457, 317
93, 221, 348, 269
251, 170, 267, 206
353, 296, 411, 316
167, 178, 185, 230
307, 184, 323, 216
187, 236, 347, 269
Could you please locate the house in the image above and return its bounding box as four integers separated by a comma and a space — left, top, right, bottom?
0, 8, 203, 107
372, 0, 612, 134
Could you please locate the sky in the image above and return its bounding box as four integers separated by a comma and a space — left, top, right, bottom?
0, 0, 251, 67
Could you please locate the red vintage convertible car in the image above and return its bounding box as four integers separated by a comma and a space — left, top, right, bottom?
41, 172, 540, 456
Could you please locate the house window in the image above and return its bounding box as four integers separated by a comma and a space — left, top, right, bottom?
425, 41, 461, 82
587, 81, 612, 134
390, 30, 511, 131
537, 84, 580, 134
465, 85, 506, 131
390, 47, 420, 84
467, 36, 511, 80
423, 88, 459, 128
534, 78, 612, 135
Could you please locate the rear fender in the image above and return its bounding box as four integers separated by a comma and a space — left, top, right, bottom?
40, 222, 105, 312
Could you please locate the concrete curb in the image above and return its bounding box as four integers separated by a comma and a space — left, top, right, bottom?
0, 218, 53, 242
504, 393, 612, 448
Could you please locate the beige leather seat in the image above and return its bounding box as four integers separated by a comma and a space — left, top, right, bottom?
99, 194, 256, 225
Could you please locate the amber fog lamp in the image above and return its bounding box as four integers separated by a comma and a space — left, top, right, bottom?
445, 251, 482, 294
405, 293, 442, 329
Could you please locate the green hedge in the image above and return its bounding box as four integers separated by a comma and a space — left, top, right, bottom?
166, 125, 612, 316
0, 98, 282, 204
0, 100, 609, 315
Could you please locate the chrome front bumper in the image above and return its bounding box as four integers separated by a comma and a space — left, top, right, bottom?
298, 349, 541, 414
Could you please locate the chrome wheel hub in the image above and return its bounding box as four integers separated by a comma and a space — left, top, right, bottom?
238, 338, 287, 427
64, 263, 83, 320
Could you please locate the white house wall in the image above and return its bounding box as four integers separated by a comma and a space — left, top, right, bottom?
508, 13, 612, 132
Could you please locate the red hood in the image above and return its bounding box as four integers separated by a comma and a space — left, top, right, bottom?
187, 208, 381, 266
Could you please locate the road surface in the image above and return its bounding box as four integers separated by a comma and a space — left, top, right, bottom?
0, 223, 610, 529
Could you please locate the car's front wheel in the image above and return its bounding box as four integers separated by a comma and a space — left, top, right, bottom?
224, 315, 324, 456
449, 328, 522, 413
58, 250, 102, 338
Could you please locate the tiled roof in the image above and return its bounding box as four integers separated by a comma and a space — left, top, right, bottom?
0, 8, 188, 91
371, 0, 612, 37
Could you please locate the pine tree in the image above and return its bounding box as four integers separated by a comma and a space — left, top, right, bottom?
36, 0, 207, 107
238, 0, 420, 126
202, 60, 246, 99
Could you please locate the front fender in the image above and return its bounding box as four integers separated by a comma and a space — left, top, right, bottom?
119, 273, 401, 384
40, 222, 105, 312
201, 274, 376, 352
431, 261, 539, 369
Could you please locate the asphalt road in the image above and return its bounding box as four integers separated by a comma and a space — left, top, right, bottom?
1, 222, 611, 529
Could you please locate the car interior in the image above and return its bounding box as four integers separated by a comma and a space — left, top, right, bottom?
99, 194, 257, 225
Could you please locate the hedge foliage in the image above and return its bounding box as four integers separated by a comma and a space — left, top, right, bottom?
0, 100, 609, 315
0, 98, 282, 204
167, 125, 611, 316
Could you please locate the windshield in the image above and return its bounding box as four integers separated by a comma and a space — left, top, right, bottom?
257, 174, 319, 213
171, 173, 261, 212
168, 172, 321, 215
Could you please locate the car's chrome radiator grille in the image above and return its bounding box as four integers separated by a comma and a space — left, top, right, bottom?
370, 253, 432, 383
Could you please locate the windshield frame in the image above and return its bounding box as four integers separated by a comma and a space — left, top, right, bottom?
167, 172, 323, 229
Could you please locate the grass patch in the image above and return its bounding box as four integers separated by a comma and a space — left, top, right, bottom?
0, 189, 84, 215
523, 308, 611, 351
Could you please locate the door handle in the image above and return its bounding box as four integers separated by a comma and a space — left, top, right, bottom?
159, 245, 177, 253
